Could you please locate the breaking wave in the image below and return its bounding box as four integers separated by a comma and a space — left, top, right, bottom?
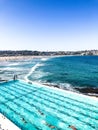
24, 63, 42, 82
8, 63, 20, 66
41, 58, 49, 61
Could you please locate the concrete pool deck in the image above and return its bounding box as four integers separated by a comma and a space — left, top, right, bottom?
0, 113, 20, 130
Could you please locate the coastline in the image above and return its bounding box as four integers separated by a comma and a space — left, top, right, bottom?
0, 55, 77, 61
0, 56, 51, 61
43, 83, 98, 98
0, 55, 98, 98
0, 55, 68, 61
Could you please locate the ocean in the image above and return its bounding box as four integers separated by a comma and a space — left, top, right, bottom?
0, 56, 98, 96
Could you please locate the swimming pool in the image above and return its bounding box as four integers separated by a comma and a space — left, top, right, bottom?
0, 80, 98, 130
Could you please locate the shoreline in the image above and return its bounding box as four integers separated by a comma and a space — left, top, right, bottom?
0, 55, 68, 61
43, 83, 98, 98
0, 55, 93, 61
0, 55, 52, 61
0, 55, 98, 98
25, 80, 98, 101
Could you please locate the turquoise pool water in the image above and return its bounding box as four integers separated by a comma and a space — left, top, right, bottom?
0, 80, 98, 130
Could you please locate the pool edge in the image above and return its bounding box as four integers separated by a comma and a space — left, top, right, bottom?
0, 113, 21, 130
19, 79, 98, 101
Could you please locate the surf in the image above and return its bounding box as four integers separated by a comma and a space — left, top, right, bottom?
24, 63, 41, 82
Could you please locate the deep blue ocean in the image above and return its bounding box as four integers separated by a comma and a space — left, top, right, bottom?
0, 56, 98, 95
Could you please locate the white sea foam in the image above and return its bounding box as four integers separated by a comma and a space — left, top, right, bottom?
24, 63, 41, 82
2, 67, 21, 71
58, 83, 78, 92
8, 63, 20, 66
41, 58, 49, 61
42, 82, 77, 92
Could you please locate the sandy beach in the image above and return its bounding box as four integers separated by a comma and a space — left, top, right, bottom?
0, 56, 50, 61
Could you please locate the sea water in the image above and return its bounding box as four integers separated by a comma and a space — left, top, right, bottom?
0, 56, 98, 95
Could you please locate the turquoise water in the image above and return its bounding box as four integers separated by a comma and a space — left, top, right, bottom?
0, 80, 98, 130
30, 56, 98, 88
0, 56, 98, 95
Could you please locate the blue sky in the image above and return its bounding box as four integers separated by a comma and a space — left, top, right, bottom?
0, 0, 98, 51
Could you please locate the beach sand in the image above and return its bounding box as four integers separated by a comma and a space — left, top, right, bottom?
0, 55, 65, 61
0, 56, 50, 61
